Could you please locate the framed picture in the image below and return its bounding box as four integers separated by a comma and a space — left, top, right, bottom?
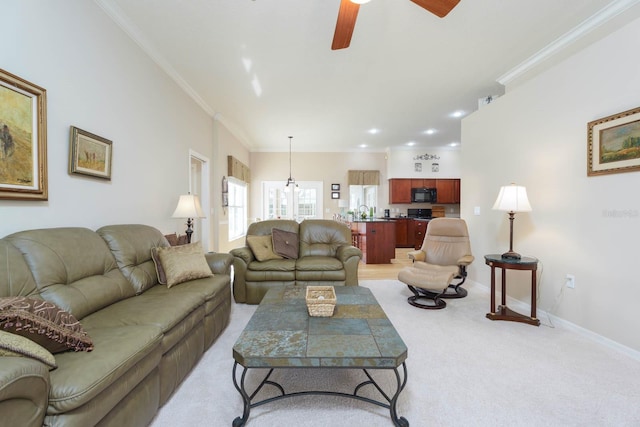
331, 191, 340, 199
69, 126, 112, 180
414, 162, 422, 172
222, 192, 229, 207
0, 68, 47, 200
331, 183, 340, 191
588, 106, 640, 176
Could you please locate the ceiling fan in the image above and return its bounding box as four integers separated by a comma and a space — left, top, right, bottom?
331, 0, 460, 50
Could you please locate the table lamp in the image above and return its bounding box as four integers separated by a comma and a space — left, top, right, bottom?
492, 183, 532, 259
172, 193, 205, 243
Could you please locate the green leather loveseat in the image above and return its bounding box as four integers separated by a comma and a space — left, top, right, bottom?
230, 219, 362, 304
0, 224, 232, 427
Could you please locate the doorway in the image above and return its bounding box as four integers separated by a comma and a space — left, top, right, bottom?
189, 150, 210, 251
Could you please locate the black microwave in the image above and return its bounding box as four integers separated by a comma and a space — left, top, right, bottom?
411, 188, 437, 203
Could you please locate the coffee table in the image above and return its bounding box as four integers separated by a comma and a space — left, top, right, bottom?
232, 285, 409, 426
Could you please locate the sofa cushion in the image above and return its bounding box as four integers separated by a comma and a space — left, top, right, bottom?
0, 240, 39, 298
155, 243, 213, 288
5, 228, 134, 319
272, 228, 299, 259
47, 324, 162, 414
246, 235, 282, 262
299, 219, 351, 258
0, 329, 57, 369
97, 224, 169, 294
0, 296, 93, 353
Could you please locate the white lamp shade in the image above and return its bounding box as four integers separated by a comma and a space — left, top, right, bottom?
492, 184, 532, 213
172, 194, 205, 218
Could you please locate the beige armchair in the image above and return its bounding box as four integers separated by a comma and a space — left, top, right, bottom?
398, 218, 474, 309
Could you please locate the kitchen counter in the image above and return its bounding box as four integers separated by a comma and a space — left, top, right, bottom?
350, 220, 396, 264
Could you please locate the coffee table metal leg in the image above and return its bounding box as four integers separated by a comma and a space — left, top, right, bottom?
390, 363, 409, 427
232, 362, 250, 427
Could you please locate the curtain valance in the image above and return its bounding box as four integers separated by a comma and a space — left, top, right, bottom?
227, 156, 250, 183
347, 170, 380, 186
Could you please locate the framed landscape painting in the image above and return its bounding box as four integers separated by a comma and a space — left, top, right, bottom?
0, 68, 47, 200
69, 126, 112, 180
588, 106, 640, 176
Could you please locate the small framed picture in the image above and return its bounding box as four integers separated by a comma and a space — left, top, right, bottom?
331, 183, 340, 191
69, 126, 112, 180
331, 192, 340, 199
414, 162, 422, 172
588, 106, 640, 176
432, 163, 439, 172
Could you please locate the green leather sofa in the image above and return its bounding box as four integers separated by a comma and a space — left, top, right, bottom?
230, 219, 362, 304
0, 224, 232, 427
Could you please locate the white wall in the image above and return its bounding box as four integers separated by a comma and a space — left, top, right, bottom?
1, 1, 217, 238
387, 148, 461, 179
462, 16, 640, 352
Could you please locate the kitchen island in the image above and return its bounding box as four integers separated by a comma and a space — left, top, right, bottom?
351, 219, 396, 264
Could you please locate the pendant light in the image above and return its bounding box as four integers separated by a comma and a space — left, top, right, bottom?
284, 136, 299, 192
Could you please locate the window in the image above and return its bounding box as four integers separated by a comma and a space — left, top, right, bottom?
263, 181, 323, 221
228, 178, 247, 241
349, 185, 378, 217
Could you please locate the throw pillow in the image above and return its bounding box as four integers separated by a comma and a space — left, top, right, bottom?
272, 228, 299, 259
0, 330, 57, 369
151, 247, 168, 285
246, 235, 283, 262
0, 297, 94, 354
155, 242, 213, 288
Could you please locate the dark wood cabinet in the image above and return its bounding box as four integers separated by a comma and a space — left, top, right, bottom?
389, 178, 460, 204
435, 179, 460, 204
394, 218, 415, 248
414, 220, 428, 250
389, 179, 412, 204
354, 221, 396, 264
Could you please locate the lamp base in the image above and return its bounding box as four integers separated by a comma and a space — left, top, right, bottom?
501, 251, 522, 260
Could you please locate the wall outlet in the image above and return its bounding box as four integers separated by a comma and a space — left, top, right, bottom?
566, 274, 575, 289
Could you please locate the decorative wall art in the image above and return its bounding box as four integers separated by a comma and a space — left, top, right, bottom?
432, 163, 439, 172
414, 162, 422, 172
222, 176, 229, 207
69, 126, 112, 180
331, 183, 340, 191
588, 106, 640, 176
331, 192, 340, 199
0, 68, 47, 200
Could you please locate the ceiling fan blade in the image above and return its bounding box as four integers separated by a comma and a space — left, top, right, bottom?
332, 0, 360, 50
409, 0, 460, 18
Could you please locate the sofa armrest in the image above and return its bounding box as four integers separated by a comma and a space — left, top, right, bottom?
336, 245, 362, 263
205, 252, 234, 275
0, 357, 49, 427
229, 247, 255, 265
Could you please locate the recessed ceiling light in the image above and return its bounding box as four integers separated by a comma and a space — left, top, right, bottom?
359, 144, 368, 148
424, 129, 436, 135
451, 110, 465, 118
449, 142, 460, 147
351, 0, 371, 4
407, 141, 416, 146
368, 128, 380, 135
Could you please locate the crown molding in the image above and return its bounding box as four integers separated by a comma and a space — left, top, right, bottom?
497, 0, 640, 86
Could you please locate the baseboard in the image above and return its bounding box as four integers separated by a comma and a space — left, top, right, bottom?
468, 280, 640, 362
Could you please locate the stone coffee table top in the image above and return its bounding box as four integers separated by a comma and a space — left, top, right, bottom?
233, 285, 408, 368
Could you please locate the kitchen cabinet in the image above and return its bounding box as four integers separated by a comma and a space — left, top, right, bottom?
414, 220, 428, 250
389, 179, 412, 204
389, 178, 460, 204
411, 179, 436, 188
394, 218, 415, 248
353, 220, 396, 264
435, 179, 460, 204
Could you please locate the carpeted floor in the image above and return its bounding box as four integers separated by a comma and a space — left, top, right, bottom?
150, 280, 640, 426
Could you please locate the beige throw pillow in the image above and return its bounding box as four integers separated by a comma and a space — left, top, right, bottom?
246, 235, 283, 262
155, 242, 213, 288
